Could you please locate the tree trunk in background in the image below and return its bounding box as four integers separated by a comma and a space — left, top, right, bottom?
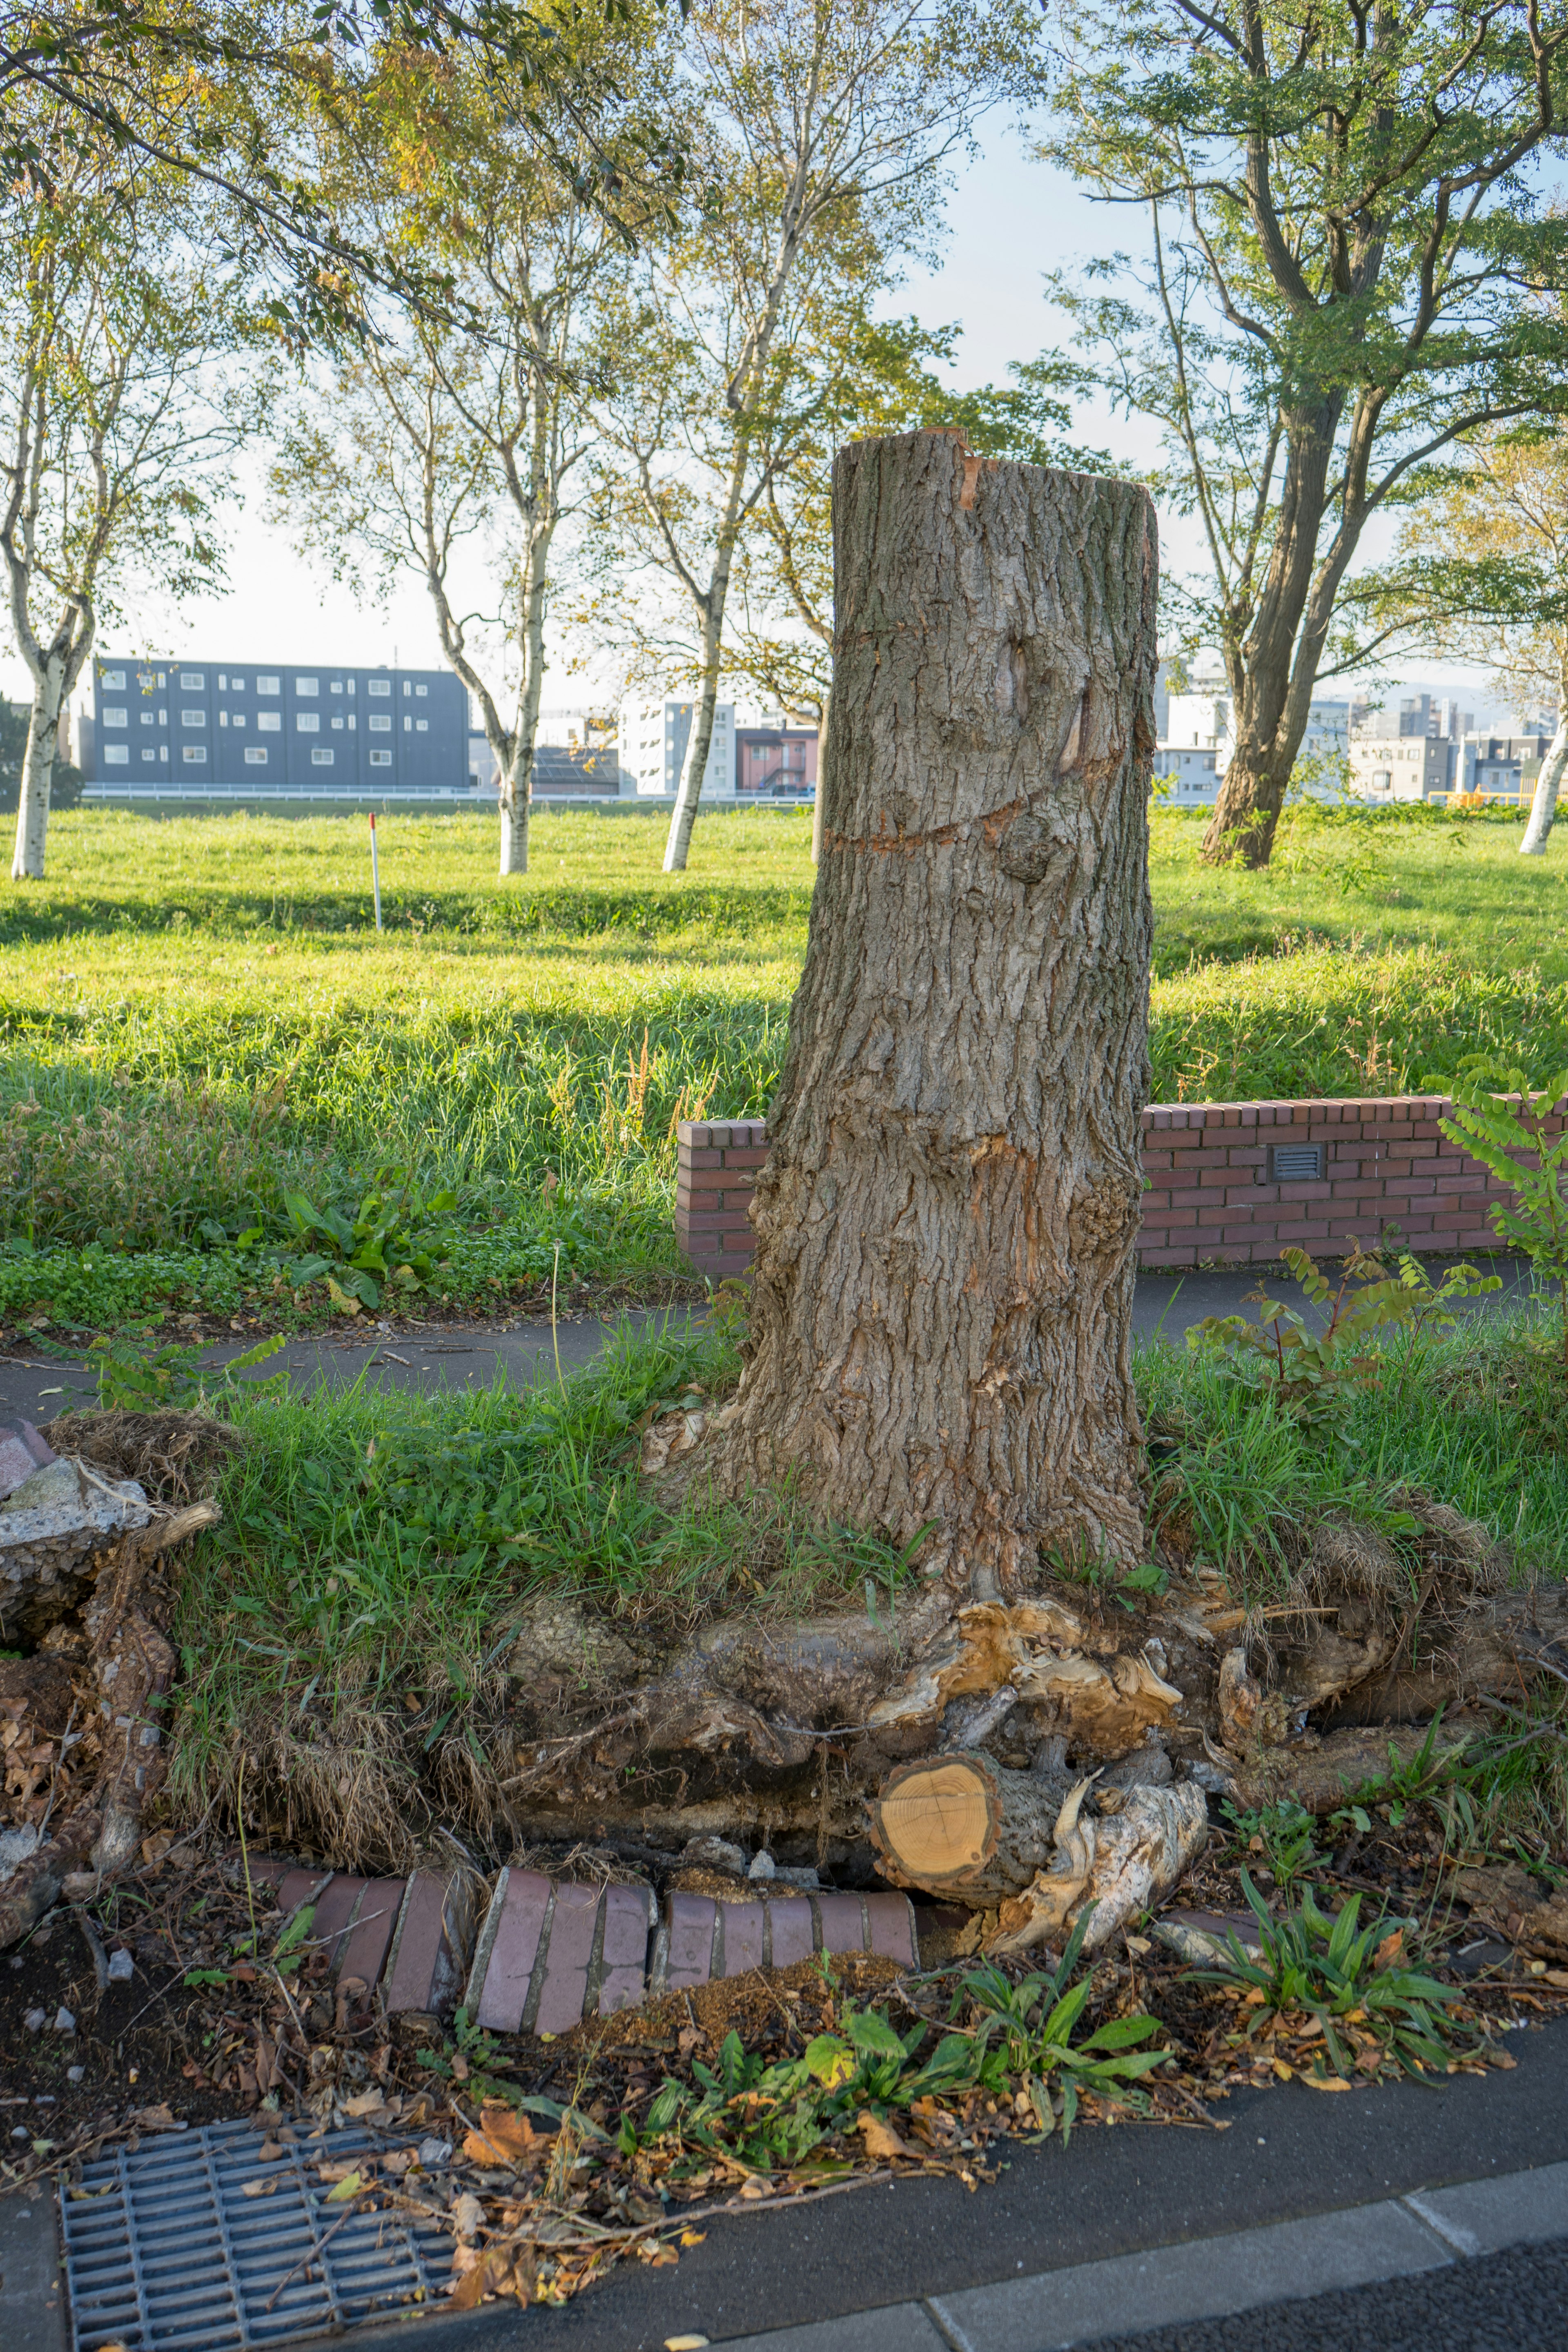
11, 655, 68, 880
810, 688, 830, 866
1521, 646, 1568, 857
717, 431, 1157, 1593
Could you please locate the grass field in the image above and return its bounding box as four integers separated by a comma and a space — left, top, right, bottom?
0, 797, 1564, 1330
7, 800, 1565, 1867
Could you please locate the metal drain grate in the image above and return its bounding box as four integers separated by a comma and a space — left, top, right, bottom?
59, 2118, 450, 2350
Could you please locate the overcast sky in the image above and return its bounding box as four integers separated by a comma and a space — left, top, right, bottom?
1, 125, 1521, 729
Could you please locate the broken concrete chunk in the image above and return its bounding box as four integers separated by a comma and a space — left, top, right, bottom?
0, 1419, 56, 1500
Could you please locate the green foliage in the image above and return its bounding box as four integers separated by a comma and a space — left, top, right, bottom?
1220, 1799, 1322, 1894
632, 1930, 1167, 2177
274, 1167, 459, 1312
1436, 1056, 1568, 1362
86, 1327, 286, 1410
1195, 1875, 1479, 2084
1187, 1245, 1496, 1434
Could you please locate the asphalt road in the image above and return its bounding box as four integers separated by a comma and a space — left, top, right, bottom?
0, 1256, 1539, 1428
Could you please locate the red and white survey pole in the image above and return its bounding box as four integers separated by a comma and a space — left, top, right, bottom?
368, 810, 383, 933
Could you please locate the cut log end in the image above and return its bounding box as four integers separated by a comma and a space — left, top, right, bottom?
867, 1751, 1064, 1900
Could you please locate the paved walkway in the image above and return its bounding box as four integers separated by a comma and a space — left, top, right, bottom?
0, 1258, 1539, 1428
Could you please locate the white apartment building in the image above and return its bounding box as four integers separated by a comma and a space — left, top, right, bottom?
618, 699, 736, 797
1153, 677, 1351, 805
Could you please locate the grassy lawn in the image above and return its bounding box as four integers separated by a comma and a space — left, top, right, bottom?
4, 803, 1564, 1874
159, 1297, 1568, 1864
0, 797, 1564, 1332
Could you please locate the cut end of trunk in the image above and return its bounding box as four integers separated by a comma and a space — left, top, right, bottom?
870, 1754, 1001, 1886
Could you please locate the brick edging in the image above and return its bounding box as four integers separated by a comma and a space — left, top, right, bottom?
676, 1096, 1551, 1276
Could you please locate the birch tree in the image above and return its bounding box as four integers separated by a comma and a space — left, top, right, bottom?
1390, 424, 1568, 853
590, 0, 1039, 873
2, 147, 255, 878
276, 56, 656, 875
1049, 0, 1568, 869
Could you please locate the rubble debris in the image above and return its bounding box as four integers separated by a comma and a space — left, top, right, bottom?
0, 1414, 223, 1948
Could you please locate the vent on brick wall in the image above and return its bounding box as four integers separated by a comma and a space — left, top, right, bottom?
1267, 1143, 1324, 1184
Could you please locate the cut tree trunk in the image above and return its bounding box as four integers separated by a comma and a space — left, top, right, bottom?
867, 1752, 1069, 1900
713, 431, 1158, 1592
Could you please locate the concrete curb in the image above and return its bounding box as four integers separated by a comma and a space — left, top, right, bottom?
717, 2159, 1568, 2352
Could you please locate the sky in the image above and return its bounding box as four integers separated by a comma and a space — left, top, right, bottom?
0, 122, 1524, 731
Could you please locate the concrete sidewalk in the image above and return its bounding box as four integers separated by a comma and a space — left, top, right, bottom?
0, 1258, 1539, 1428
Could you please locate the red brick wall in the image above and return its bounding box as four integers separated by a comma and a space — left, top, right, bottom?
676, 1098, 1549, 1277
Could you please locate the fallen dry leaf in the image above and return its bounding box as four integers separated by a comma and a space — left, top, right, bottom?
325, 2171, 364, 2203
679, 2230, 707, 2248
240, 2177, 278, 2198
665, 2336, 711, 2350
1298, 2074, 1353, 2094
856, 2112, 919, 2160
462, 2104, 546, 2166
342, 2091, 387, 2120
452, 2191, 486, 2240
126, 2105, 181, 2134
1372, 1929, 1404, 1970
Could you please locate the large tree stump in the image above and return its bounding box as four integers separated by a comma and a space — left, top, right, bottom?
718, 431, 1157, 1589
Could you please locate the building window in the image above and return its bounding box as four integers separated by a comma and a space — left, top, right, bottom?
232, 713, 245, 729
347, 715, 356, 731
257, 675, 280, 695
218, 674, 226, 689
141, 712, 154, 726
331, 716, 343, 731
100, 668, 125, 689
182, 709, 205, 727
403, 682, 412, 697
1374, 770, 1392, 790
244, 748, 267, 765
230, 677, 245, 690
370, 749, 392, 767
331, 680, 342, 694
345, 679, 355, 695
311, 748, 334, 766
179, 671, 204, 688
219, 712, 228, 727
404, 716, 412, 732
369, 678, 390, 697
104, 744, 129, 765
103, 707, 127, 727
257, 712, 281, 733
141, 749, 155, 764
160, 744, 168, 760
369, 715, 391, 733
415, 683, 428, 697
296, 677, 318, 696
296, 713, 320, 733
183, 746, 207, 764
416, 719, 428, 732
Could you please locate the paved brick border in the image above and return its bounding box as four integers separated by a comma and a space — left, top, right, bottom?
677, 1098, 1562, 1276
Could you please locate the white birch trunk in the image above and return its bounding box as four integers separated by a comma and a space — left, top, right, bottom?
11, 653, 68, 880
1521, 645, 1568, 857
664, 612, 725, 873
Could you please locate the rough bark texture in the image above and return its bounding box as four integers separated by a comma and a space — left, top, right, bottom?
717, 432, 1158, 1590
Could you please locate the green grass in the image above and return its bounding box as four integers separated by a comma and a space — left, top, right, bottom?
3, 797, 1568, 1326
158, 1292, 1568, 1862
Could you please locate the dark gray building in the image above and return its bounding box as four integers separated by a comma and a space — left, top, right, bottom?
77, 657, 469, 795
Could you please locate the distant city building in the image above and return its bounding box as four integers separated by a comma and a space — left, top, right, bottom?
1154, 680, 1350, 806
77, 657, 468, 795
619, 699, 737, 797
1347, 729, 1550, 802
734, 723, 817, 796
